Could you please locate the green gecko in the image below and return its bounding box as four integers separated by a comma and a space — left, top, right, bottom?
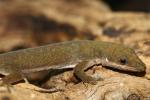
0, 40, 146, 86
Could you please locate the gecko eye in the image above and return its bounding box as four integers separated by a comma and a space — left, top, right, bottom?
119, 58, 127, 65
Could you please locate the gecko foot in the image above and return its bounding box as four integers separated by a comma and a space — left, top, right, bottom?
74, 59, 104, 85
0, 81, 14, 93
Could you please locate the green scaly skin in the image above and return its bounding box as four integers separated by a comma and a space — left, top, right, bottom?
0, 40, 146, 85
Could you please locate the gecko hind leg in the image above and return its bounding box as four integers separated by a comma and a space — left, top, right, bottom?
2, 73, 23, 85
74, 59, 103, 85
0, 73, 23, 93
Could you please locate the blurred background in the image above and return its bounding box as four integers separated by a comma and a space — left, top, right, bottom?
0, 0, 149, 55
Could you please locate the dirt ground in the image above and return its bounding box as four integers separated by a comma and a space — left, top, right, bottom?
0, 0, 150, 100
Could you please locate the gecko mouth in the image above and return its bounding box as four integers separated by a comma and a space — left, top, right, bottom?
102, 61, 145, 72
101, 61, 146, 76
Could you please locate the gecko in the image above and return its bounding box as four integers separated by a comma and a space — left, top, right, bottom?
0, 40, 146, 87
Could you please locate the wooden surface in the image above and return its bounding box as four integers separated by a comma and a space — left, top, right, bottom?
0, 0, 150, 100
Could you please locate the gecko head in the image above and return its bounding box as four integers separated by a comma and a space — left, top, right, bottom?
104, 44, 146, 72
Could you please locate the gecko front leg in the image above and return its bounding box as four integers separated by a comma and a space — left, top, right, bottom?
74, 59, 104, 84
